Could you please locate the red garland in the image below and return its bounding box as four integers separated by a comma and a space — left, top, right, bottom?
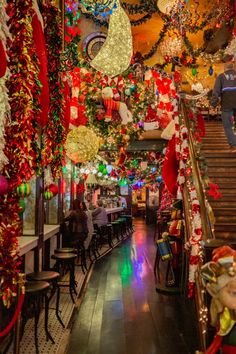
0, 0, 41, 307
41, 3, 66, 178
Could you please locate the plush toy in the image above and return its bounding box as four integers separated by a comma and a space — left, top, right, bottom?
197, 246, 236, 354
101, 87, 133, 125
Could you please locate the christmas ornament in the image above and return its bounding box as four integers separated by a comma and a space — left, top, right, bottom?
0, 175, 8, 195
48, 183, 58, 196
157, 0, 176, 14
19, 199, 25, 213
156, 175, 163, 183
191, 68, 197, 76
44, 190, 54, 200
160, 36, 182, 58
16, 183, 31, 198
106, 165, 113, 174
65, 126, 100, 163
208, 66, 214, 76
90, 0, 133, 77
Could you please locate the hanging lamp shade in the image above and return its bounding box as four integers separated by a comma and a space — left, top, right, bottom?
157, 0, 176, 14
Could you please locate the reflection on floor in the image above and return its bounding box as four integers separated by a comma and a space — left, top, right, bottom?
66, 219, 199, 354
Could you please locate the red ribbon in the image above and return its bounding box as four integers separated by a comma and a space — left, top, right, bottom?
0, 293, 25, 337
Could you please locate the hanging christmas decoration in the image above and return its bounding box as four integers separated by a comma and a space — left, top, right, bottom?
157, 0, 176, 15
41, 3, 66, 178
0, 0, 10, 173
0, 175, 8, 195
16, 183, 31, 198
65, 126, 100, 163
160, 36, 183, 58
44, 190, 54, 200
90, 0, 133, 77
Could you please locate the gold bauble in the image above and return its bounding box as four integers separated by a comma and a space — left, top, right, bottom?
157, 0, 176, 14
65, 126, 100, 163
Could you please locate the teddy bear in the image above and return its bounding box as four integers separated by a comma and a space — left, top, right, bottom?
101, 87, 133, 125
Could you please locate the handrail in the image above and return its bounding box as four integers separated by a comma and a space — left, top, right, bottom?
180, 98, 214, 243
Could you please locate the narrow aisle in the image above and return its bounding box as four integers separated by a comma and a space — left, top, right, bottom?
66, 220, 198, 354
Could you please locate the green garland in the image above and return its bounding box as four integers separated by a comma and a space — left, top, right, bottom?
82, 11, 153, 27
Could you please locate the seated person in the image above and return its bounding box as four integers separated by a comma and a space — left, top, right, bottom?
65, 199, 88, 246
92, 200, 108, 228
81, 201, 94, 250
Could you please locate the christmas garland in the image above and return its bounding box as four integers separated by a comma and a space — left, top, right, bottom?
42, 3, 66, 179
0, 0, 41, 307
0, 0, 10, 172
82, 11, 153, 27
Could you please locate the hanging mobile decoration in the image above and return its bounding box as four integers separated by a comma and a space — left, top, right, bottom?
90, 0, 133, 77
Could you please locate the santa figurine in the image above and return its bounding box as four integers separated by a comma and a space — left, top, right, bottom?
197, 246, 236, 354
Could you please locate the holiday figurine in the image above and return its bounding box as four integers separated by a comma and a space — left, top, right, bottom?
101, 87, 133, 124
197, 246, 236, 354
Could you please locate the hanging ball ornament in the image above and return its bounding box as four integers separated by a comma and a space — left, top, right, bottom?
44, 190, 54, 200
19, 199, 26, 213
0, 175, 8, 195
157, 0, 177, 14
48, 183, 58, 196
156, 175, 163, 183
106, 165, 113, 174
66, 126, 100, 163
17, 182, 31, 197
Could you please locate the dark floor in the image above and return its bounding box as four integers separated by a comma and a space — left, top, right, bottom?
66, 219, 199, 354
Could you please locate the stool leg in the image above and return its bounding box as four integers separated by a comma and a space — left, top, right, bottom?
34, 301, 40, 354
44, 293, 55, 344
56, 286, 65, 328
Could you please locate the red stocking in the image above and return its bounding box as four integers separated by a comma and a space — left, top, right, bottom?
162, 136, 179, 196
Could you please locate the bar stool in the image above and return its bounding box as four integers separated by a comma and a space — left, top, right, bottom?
99, 224, 113, 248
22, 280, 53, 354
55, 246, 87, 274
89, 232, 100, 259
26, 270, 64, 328
51, 252, 77, 303
111, 221, 120, 242
122, 215, 133, 233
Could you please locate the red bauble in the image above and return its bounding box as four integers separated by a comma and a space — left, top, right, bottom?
48, 183, 58, 196
78, 94, 86, 103
0, 175, 8, 195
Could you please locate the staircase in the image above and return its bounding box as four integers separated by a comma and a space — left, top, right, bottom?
202, 120, 236, 240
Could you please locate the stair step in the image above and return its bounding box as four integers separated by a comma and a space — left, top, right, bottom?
210, 201, 236, 207
215, 216, 236, 223
216, 189, 236, 195
208, 167, 236, 174
211, 177, 236, 183
206, 159, 236, 166
209, 195, 236, 202
213, 207, 236, 216
202, 151, 233, 157
214, 231, 236, 240
215, 223, 236, 232
215, 182, 236, 189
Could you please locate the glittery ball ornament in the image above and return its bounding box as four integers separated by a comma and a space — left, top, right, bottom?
157, 0, 177, 14
65, 126, 100, 163
0, 175, 8, 195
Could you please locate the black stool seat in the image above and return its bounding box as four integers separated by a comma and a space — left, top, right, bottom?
25, 280, 50, 293
27, 271, 59, 282
52, 253, 77, 260
54, 247, 76, 254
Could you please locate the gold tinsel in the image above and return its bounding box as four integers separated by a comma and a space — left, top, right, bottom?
90, 0, 133, 77
65, 126, 100, 163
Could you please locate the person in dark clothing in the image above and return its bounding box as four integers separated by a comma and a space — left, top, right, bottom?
211, 61, 236, 151
65, 199, 88, 245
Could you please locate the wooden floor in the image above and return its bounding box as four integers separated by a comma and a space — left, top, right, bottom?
66, 219, 199, 354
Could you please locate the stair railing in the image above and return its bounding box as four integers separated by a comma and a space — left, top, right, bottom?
180, 98, 214, 243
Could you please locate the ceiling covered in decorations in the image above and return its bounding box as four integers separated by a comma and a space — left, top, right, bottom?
78, 0, 234, 67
